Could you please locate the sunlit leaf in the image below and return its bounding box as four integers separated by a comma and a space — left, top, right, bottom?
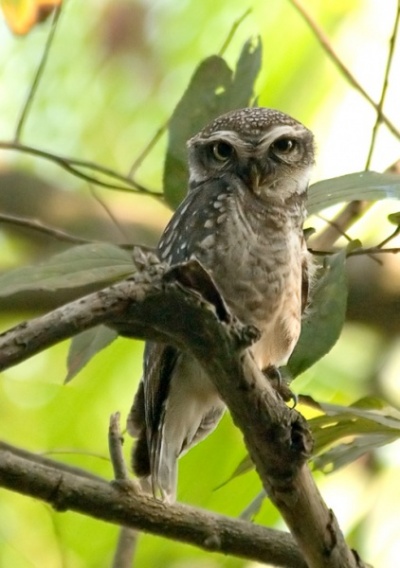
0, 243, 134, 296
307, 396, 400, 472
163, 38, 262, 209
287, 251, 347, 378
309, 396, 400, 435
1, 0, 61, 35
313, 434, 398, 472
65, 325, 118, 383
308, 171, 400, 215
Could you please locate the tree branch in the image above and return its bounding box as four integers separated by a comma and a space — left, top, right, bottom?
365, 0, 400, 169
109, 413, 139, 568
0, 141, 159, 195
0, 212, 93, 245
0, 252, 370, 567
14, 6, 62, 142
288, 0, 400, 140
0, 441, 306, 568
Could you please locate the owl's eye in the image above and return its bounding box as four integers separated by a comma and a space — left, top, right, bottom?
212, 141, 234, 161
271, 138, 296, 154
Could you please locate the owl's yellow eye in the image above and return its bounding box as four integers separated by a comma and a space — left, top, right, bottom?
271, 138, 296, 154
212, 141, 234, 161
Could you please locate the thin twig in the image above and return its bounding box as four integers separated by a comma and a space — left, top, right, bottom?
108, 413, 129, 481
14, 6, 62, 142
310, 201, 369, 250
0, 211, 153, 251
313, 212, 383, 263
128, 121, 168, 178
112, 528, 138, 568
376, 224, 400, 249
365, 1, 400, 169
308, 246, 400, 257
0, 212, 92, 245
127, 7, 252, 181
88, 184, 131, 242
288, 0, 400, 140
0, 141, 160, 195
218, 8, 252, 56
315, 214, 353, 243
109, 413, 139, 568
41, 449, 110, 461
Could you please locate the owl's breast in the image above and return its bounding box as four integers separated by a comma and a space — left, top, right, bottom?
195, 211, 305, 369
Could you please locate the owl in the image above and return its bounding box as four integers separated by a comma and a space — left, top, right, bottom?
127, 107, 315, 502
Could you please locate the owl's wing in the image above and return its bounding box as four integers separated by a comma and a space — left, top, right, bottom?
158, 179, 232, 265
129, 342, 179, 482
143, 342, 179, 436
301, 240, 313, 313
130, 181, 232, 499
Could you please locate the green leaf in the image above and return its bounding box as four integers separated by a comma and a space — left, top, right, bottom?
65, 325, 118, 383
308, 171, 400, 215
217, 395, 400, 486
214, 454, 253, 490
287, 251, 347, 377
225, 36, 262, 109
163, 56, 232, 210
239, 490, 266, 521
0, 243, 134, 296
307, 396, 400, 472
313, 434, 397, 472
310, 396, 400, 433
163, 38, 262, 209
388, 211, 400, 225
346, 239, 362, 253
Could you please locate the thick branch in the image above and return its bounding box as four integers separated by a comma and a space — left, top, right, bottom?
0, 441, 306, 568
0, 261, 167, 370
0, 254, 370, 567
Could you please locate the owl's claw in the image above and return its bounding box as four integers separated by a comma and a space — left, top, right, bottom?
262, 365, 297, 406
288, 391, 298, 408
263, 364, 282, 388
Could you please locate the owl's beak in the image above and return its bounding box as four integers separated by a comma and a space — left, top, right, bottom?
248, 162, 265, 195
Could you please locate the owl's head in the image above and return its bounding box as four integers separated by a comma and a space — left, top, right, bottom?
187, 107, 315, 204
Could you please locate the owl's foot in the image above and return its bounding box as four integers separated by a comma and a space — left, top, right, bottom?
111, 478, 141, 494
262, 365, 297, 407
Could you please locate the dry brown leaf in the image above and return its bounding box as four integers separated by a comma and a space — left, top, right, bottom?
1, 0, 61, 35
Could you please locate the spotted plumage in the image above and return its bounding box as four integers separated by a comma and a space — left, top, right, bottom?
127, 107, 315, 501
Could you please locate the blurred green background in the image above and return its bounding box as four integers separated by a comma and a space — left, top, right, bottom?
1, 0, 400, 567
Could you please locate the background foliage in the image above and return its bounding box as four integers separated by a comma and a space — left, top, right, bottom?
1, 1, 400, 567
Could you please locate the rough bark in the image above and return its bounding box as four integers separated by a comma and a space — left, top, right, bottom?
0, 442, 306, 568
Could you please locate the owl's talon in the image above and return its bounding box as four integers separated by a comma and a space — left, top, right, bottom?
263, 365, 282, 389
262, 365, 297, 404
288, 391, 298, 408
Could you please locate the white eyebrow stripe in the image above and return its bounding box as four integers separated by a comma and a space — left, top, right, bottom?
194, 130, 245, 145
191, 124, 304, 151
258, 125, 303, 148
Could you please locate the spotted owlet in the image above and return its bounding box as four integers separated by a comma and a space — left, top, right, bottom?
127, 107, 315, 502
